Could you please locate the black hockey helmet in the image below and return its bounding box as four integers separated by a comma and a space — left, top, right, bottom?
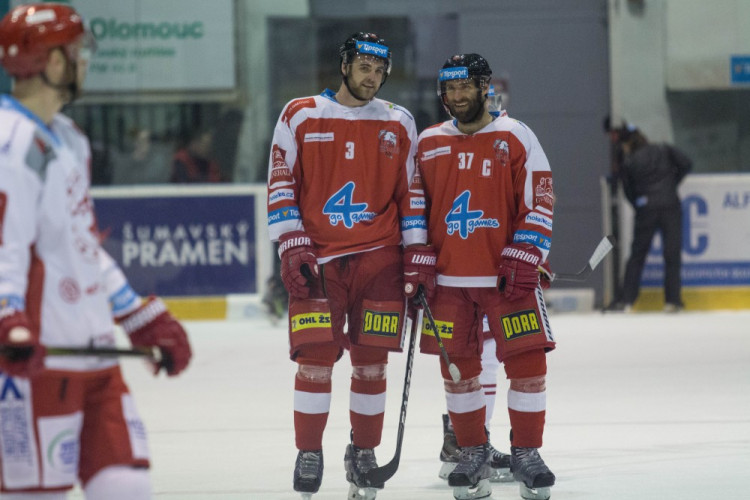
339, 32, 392, 82
437, 53, 492, 98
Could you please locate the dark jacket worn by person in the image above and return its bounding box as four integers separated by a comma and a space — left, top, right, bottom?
621, 144, 692, 209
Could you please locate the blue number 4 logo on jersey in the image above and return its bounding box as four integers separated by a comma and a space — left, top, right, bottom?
445, 190, 499, 239
324, 182, 375, 228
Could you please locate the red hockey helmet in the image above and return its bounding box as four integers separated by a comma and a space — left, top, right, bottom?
0, 3, 89, 78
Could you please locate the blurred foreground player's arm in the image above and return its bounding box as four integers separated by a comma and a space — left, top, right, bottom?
0, 125, 46, 378
99, 250, 192, 376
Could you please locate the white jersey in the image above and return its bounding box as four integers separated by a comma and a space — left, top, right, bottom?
0, 95, 124, 371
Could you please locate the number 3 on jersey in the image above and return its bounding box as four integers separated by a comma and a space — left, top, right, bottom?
345, 141, 355, 159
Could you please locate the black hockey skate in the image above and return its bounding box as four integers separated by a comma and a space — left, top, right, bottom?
344, 444, 382, 500
439, 414, 461, 479
293, 450, 323, 499
447, 442, 492, 500
488, 442, 513, 482
440, 415, 512, 484
510, 446, 555, 500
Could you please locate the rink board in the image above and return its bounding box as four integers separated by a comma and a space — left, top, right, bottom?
92, 184, 271, 319
619, 174, 750, 310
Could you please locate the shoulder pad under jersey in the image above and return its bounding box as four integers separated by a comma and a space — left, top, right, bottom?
24, 130, 57, 181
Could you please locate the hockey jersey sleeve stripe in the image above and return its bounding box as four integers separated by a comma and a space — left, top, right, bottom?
400, 215, 426, 232
268, 206, 302, 226
513, 230, 552, 255
524, 212, 553, 231
0, 295, 25, 315
109, 283, 141, 318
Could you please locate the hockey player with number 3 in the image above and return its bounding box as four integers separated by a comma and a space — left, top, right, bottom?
266, 32, 434, 499
0, 3, 192, 499
417, 53, 556, 500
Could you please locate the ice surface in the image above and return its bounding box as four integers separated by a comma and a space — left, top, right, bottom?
69, 310, 750, 499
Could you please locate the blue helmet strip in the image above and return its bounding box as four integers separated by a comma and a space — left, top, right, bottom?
355, 41, 390, 59
439, 67, 469, 82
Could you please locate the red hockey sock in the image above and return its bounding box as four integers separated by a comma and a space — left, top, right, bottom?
294, 372, 331, 450
350, 376, 387, 449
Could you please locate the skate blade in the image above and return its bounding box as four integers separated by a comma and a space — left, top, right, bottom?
489, 467, 514, 483
520, 484, 551, 500
439, 461, 458, 480
348, 482, 378, 500
453, 478, 492, 500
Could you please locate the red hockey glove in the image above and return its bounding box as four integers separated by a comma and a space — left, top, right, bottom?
121, 297, 192, 377
497, 243, 543, 301
278, 231, 319, 299
403, 245, 437, 299
0, 311, 45, 378
539, 261, 553, 291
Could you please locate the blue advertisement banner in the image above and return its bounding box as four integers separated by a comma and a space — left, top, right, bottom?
95, 194, 257, 297
731, 55, 750, 84
638, 174, 750, 288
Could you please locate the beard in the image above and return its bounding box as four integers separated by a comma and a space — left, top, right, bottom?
447, 94, 485, 124
344, 67, 380, 101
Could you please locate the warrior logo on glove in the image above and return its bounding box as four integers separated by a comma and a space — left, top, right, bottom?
403, 245, 437, 299
497, 243, 543, 301
278, 231, 320, 299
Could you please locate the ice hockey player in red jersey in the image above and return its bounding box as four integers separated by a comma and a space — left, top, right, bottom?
0, 4, 192, 499
266, 32, 435, 499
417, 53, 556, 500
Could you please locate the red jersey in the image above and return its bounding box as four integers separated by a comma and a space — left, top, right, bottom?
267, 89, 426, 262
417, 114, 554, 287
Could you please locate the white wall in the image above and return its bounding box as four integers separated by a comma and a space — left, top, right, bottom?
609, 0, 750, 141
666, 0, 750, 90
233, 0, 309, 182
608, 0, 673, 143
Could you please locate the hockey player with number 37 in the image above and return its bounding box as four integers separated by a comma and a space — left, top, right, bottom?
416, 53, 556, 500
266, 32, 434, 499
0, 4, 192, 499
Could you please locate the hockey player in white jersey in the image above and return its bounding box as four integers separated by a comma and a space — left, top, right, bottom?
0, 4, 192, 499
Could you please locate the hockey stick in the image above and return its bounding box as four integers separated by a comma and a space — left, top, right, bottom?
416, 290, 461, 383
46, 346, 157, 359
0, 345, 156, 361
545, 235, 615, 282
359, 306, 421, 487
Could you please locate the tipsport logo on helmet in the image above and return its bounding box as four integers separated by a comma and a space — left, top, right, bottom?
356, 41, 389, 58
439, 67, 469, 81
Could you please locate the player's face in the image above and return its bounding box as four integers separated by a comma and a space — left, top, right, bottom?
443, 78, 485, 124
344, 54, 386, 101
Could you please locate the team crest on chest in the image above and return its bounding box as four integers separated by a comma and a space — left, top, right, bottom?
378, 130, 399, 158
493, 139, 509, 167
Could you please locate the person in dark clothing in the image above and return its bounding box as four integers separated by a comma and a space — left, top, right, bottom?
170, 128, 223, 183
611, 128, 693, 312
